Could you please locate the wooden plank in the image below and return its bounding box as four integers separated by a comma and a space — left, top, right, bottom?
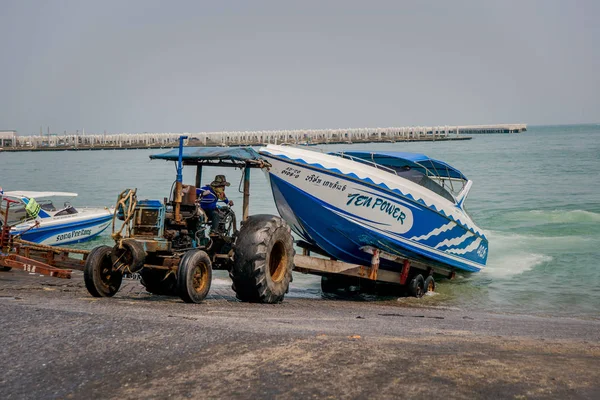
293, 254, 404, 285
293, 254, 361, 273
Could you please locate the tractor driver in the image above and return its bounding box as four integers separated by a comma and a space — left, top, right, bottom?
196, 175, 234, 234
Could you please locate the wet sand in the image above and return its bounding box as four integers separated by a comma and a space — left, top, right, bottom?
1, 270, 599, 399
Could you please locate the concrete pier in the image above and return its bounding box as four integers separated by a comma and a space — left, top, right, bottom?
456, 124, 527, 134
1, 124, 526, 151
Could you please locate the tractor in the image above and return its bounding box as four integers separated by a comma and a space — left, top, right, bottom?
84, 137, 295, 303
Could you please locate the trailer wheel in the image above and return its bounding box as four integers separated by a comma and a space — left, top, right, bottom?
111, 239, 146, 273
231, 214, 294, 303
177, 249, 212, 303
140, 268, 177, 296
424, 275, 436, 293
409, 274, 425, 298
84, 245, 123, 297
321, 274, 360, 294
321, 274, 345, 294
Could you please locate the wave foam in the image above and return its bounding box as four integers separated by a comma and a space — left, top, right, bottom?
482, 230, 553, 277
508, 209, 600, 224
483, 253, 553, 277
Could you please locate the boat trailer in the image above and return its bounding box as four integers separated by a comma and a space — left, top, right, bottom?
294, 241, 455, 296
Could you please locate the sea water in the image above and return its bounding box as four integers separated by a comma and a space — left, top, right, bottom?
1, 125, 599, 318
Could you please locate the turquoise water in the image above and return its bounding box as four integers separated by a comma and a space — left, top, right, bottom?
2, 125, 599, 318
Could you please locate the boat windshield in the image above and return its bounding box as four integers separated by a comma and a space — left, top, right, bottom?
330, 151, 467, 203
36, 196, 78, 216
391, 166, 456, 203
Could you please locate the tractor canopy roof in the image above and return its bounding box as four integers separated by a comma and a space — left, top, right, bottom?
150, 147, 266, 167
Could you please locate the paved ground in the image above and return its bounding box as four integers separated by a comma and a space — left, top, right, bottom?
1, 269, 599, 400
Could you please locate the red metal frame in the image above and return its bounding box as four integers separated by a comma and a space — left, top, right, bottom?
1, 198, 20, 252
400, 259, 411, 285
1, 254, 72, 279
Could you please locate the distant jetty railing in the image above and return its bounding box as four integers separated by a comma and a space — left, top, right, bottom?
0, 124, 526, 151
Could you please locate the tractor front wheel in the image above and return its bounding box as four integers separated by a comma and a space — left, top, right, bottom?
177, 250, 212, 303
84, 245, 123, 297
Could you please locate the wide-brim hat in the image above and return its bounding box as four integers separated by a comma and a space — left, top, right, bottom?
210, 175, 231, 187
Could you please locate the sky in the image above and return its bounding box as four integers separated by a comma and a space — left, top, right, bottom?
1, 0, 598, 135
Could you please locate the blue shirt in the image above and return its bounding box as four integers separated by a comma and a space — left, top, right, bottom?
196, 186, 228, 210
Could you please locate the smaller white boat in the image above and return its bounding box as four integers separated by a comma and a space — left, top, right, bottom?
1, 191, 112, 246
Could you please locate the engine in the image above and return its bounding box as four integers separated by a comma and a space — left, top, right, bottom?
163, 184, 207, 250
121, 185, 208, 251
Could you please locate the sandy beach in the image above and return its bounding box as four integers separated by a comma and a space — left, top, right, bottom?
1, 270, 598, 400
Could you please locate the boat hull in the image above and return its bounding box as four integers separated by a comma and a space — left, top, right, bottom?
11, 211, 112, 246
262, 152, 488, 273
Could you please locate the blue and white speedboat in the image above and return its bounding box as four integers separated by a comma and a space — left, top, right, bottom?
2, 191, 113, 246
259, 145, 488, 274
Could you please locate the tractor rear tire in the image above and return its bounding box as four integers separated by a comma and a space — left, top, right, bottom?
177, 249, 212, 303
111, 239, 146, 273
140, 268, 177, 296
84, 245, 123, 297
231, 214, 294, 303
